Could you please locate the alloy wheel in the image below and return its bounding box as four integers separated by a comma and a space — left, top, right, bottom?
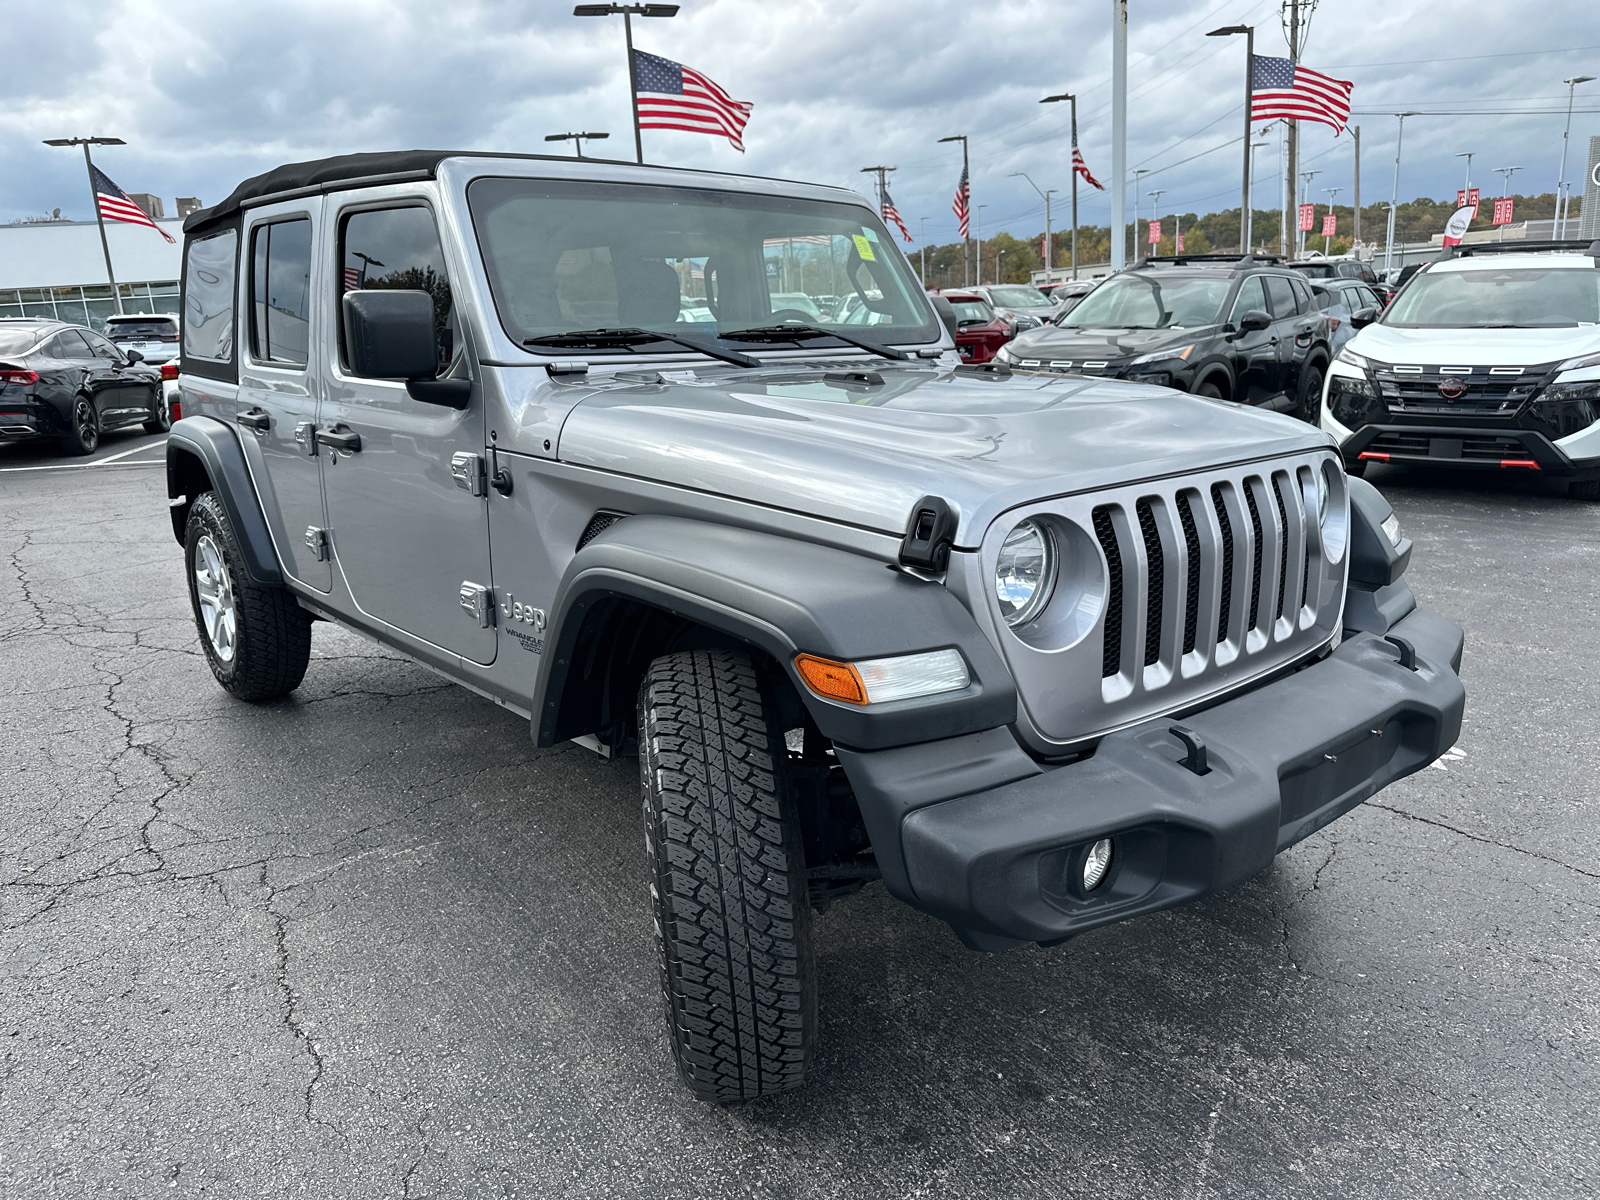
74, 399, 98, 453
193, 534, 238, 663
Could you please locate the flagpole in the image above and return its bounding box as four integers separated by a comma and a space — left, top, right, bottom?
81, 143, 124, 315
1110, 0, 1127, 272
964, 139, 972, 286
624, 11, 643, 164
1071, 96, 1080, 279
1242, 26, 1254, 253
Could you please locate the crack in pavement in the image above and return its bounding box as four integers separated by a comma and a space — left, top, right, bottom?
1368, 803, 1600, 881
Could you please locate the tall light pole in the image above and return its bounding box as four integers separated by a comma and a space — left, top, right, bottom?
1132, 168, 1151, 262
1011, 172, 1056, 278
938, 134, 970, 285
1207, 24, 1255, 253
1323, 187, 1341, 255
1249, 136, 1271, 252
1494, 165, 1523, 240
976, 204, 988, 283
1040, 92, 1083, 279
1557, 76, 1595, 239
1352, 125, 1362, 247
918, 216, 929, 286
1298, 169, 1320, 257
1384, 112, 1420, 274
42, 135, 128, 314
544, 131, 610, 158
572, 3, 679, 165
1455, 151, 1475, 198
1110, 0, 1128, 271
1148, 189, 1165, 252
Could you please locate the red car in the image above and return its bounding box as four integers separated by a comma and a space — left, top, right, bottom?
928, 289, 1015, 364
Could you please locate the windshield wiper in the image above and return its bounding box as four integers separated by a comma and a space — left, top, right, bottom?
718, 323, 910, 361
522, 327, 759, 369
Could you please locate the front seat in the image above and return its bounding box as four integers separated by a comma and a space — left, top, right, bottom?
617, 260, 683, 328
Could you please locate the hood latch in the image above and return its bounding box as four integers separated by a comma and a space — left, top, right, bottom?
899, 495, 957, 572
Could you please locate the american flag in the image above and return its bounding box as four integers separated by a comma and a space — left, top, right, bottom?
1071, 113, 1105, 191
952, 163, 970, 239
1250, 56, 1353, 134
342, 266, 363, 292
881, 188, 913, 242
633, 49, 752, 152
91, 165, 175, 243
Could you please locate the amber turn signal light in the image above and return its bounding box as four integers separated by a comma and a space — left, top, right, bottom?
793, 654, 867, 705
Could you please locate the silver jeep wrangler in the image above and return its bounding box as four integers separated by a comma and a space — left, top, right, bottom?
167, 151, 1466, 1104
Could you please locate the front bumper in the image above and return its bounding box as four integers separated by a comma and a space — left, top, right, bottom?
1340, 423, 1598, 477
836, 605, 1464, 949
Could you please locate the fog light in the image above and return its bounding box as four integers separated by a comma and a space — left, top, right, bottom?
1083, 838, 1113, 891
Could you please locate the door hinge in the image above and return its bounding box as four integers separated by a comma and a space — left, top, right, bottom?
304, 526, 329, 562
459, 581, 495, 628
294, 421, 318, 456
450, 452, 487, 496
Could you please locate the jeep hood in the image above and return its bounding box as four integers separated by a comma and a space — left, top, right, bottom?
554, 365, 1330, 544
1350, 322, 1600, 366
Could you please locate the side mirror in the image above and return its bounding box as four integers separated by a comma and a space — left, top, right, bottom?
1350, 306, 1379, 329
1238, 310, 1271, 333
925, 294, 961, 344
125, 349, 145, 364
342, 290, 469, 409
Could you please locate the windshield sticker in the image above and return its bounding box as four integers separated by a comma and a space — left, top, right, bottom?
852, 235, 877, 262
861, 226, 881, 243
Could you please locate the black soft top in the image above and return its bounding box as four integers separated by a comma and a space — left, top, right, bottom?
182, 149, 855, 237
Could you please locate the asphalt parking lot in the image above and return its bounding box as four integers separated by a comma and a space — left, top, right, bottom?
1, 436, 1596, 1199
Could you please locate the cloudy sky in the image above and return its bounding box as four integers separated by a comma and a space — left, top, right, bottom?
3, 0, 1598, 242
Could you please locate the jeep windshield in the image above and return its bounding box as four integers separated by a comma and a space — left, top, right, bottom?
1059, 274, 1231, 329
1384, 266, 1600, 328
467, 178, 941, 352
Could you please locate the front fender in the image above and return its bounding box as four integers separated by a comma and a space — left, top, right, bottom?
534, 515, 1017, 751
165, 415, 283, 586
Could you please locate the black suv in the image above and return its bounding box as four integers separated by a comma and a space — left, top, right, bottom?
996, 254, 1336, 422
0, 317, 166, 455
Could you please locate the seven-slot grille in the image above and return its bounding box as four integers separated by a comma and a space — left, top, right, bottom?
1090, 464, 1335, 688
1374, 362, 1559, 416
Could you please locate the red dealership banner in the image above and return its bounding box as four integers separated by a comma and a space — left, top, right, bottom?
1493, 197, 1514, 225
1148, 219, 1162, 245
1321, 213, 1337, 236
1176, 232, 1185, 252
1298, 203, 1315, 232
1456, 187, 1481, 216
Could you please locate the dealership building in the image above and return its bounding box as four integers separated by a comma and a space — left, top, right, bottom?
0, 209, 186, 331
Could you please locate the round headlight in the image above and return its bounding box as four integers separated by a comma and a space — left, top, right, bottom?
995, 519, 1057, 627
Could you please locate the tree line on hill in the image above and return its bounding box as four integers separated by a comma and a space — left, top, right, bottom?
914, 192, 1584, 288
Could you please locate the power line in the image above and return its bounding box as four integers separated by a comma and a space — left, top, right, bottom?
1322, 43, 1600, 69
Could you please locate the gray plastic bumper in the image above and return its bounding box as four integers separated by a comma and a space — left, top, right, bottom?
836, 606, 1465, 949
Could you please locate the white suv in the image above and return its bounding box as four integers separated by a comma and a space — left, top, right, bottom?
1322, 241, 1600, 499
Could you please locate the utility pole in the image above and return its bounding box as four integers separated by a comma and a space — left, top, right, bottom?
1111, 0, 1128, 271
572, 3, 680, 165
1299, 169, 1320, 256
1284, 0, 1300, 264
859, 165, 896, 212
1207, 23, 1256, 253
1557, 76, 1595, 238
42, 135, 128, 314
1352, 125, 1362, 246
1495, 166, 1523, 240
1010, 172, 1056, 278
938, 135, 971, 285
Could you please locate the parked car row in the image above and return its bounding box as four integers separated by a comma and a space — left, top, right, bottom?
0, 317, 171, 454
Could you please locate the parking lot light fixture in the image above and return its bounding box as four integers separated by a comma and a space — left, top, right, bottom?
1557, 77, 1595, 239
1384, 112, 1421, 274
1040, 92, 1083, 277
42, 136, 129, 314
1207, 24, 1255, 253
572, 3, 679, 165
544, 131, 610, 158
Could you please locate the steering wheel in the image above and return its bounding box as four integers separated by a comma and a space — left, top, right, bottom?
767, 308, 819, 325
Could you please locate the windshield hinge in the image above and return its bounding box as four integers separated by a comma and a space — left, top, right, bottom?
899, 496, 957, 572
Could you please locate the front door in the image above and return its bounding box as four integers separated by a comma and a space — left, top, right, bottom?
318, 197, 494, 665
235, 205, 331, 592
1226, 276, 1281, 404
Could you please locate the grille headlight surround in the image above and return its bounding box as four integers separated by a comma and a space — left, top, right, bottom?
995, 518, 1057, 628
1336, 346, 1370, 370
1326, 372, 1387, 430
1130, 344, 1194, 365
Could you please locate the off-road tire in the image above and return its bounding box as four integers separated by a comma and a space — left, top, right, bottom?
62, 394, 99, 455
1568, 478, 1600, 501
184, 491, 312, 702
637, 648, 817, 1103
1295, 362, 1326, 425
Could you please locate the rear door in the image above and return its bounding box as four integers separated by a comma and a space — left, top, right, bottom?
79, 328, 151, 426
236, 202, 332, 592
1226, 276, 1280, 403
1264, 274, 1311, 399
318, 193, 494, 664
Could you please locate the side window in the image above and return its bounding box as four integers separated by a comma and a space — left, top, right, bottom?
49, 331, 89, 358
1263, 275, 1297, 319
1288, 276, 1315, 314
250, 218, 312, 368
183, 230, 237, 363
1229, 276, 1268, 322
1358, 286, 1381, 310
339, 206, 454, 375
81, 330, 122, 360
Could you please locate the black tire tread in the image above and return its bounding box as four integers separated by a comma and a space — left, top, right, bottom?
185, 491, 312, 702
638, 648, 817, 1103
1568, 478, 1600, 501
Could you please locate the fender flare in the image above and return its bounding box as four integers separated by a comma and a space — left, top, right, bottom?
1191, 359, 1235, 398
165, 415, 283, 586
533, 515, 1017, 752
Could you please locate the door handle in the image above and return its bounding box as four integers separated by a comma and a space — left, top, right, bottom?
316, 424, 362, 453
236, 408, 271, 431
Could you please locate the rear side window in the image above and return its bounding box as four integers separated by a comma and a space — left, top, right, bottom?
338, 206, 455, 374
1263, 275, 1297, 318
250, 219, 313, 367
1288, 276, 1315, 313
48, 330, 90, 358
183, 230, 237, 363
81, 330, 121, 360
